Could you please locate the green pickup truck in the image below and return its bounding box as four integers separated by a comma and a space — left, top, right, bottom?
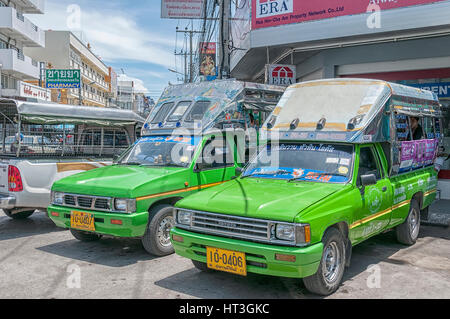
170, 79, 443, 295
47, 80, 284, 256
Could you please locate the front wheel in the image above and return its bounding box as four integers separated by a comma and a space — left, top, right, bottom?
3, 209, 35, 220
303, 228, 346, 296
396, 199, 420, 245
141, 204, 175, 256
70, 229, 102, 242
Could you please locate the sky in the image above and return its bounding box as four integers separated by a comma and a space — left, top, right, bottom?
27, 0, 192, 101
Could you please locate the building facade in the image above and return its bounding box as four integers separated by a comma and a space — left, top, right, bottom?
106, 66, 118, 107
117, 75, 134, 111
0, 0, 47, 101
25, 31, 109, 107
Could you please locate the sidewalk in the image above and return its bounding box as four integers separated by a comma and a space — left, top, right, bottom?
425, 199, 450, 226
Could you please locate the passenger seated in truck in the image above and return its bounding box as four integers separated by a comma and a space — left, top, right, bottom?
408, 117, 424, 140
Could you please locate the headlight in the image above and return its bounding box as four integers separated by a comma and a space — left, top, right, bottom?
52, 191, 64, 205
276, 224, 296, 241
275, 223, 311, 245
177, 210, 192, 226
114, 198, 136, 213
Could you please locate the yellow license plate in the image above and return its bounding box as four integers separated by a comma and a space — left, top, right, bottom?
206, 247, 247, 276
71, 211, 95, 232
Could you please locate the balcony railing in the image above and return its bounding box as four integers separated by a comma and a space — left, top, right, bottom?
0, 7, 45, 47
16, 12, 25, 22
17, 51, 25, 61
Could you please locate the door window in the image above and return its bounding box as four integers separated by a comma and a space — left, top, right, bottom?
358, 147, 382, 183
197, 136, 233, 170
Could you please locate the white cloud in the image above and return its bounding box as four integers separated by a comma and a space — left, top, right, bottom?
28, 2, 176, 68
118, 74, 149, 94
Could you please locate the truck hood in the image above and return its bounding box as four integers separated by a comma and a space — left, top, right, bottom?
52, 165, 188, 198
177, 178, 346, 222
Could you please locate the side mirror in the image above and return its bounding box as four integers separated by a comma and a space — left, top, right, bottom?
360, 174, 377, 187
235, 167, 244, 175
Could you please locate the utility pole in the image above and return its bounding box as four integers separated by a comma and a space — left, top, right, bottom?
175, 26, 204, 83
174, 50, 189, 83
218, 0, 231, 79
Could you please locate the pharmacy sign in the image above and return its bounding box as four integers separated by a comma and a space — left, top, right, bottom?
46, 69, 81, 89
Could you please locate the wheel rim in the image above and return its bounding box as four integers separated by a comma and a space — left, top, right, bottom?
157, 215, 175, 247
322, 241, 341, 284
409, 206, 420, 239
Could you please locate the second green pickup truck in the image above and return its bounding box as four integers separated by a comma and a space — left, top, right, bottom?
171, 78, 443, 295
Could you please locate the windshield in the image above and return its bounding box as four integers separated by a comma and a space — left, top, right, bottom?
243, 143, 354, 183
118, 135, 200, 167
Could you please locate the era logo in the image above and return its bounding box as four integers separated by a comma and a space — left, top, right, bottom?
256, 0, 293, 18
270, 65, 296, 86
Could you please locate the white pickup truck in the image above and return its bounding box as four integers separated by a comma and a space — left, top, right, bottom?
0, 99, 144, 219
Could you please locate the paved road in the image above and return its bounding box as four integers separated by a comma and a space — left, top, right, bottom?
0, 210, 449, 299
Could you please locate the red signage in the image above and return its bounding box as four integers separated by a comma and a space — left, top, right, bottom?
252, 0, 447, 29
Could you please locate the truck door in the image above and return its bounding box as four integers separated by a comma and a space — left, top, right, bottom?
353, 145, 393, 241
194, 135, 236, 189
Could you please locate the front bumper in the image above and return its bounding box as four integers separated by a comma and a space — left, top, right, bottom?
47, 205, 148, 238
171, 227, 323, 279
0, 194, 16, 209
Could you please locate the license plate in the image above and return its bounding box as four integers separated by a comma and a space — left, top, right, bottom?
206, 247, 247, 276
71, 211, 95, 232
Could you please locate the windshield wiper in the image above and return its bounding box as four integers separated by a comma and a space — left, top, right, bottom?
241, 169, 290, 179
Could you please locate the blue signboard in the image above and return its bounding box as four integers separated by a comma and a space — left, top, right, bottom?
408, 82, 450, 98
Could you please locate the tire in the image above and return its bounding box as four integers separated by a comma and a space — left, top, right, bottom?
420, 206, 429, 222
303, 228, 346, 296
396, 199, 420, 245
141, 204, 175, 256
3, 209, 35, 220
192, 260, 214, 273
70, 229, 102, 242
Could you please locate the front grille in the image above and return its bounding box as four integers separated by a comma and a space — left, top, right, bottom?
60, 193, 112, 212
94, 198, 109, 210
176, 209, 304, 247
77, 196, 93, 208
64, 195, 76, 206
192, 211, 270, 240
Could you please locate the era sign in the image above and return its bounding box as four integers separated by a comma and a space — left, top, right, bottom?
256, 0, 293, 18
267, 64, 296, 86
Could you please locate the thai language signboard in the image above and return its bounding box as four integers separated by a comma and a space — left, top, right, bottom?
252, 0, 447, 29
19, 81, 51, 101
161, 0, 204, 19
45, 69, 81, 89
